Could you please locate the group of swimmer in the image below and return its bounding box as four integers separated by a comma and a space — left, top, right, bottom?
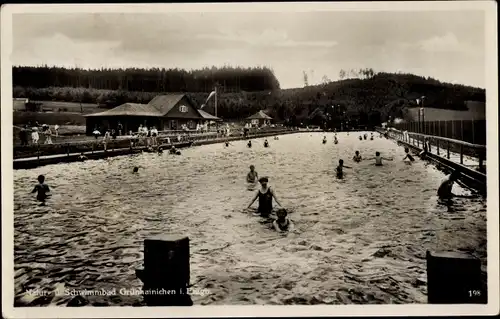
226, 137, 277, 149
31, 131, 474, 227
246, 165, 293, 233
357, 132, 374, 141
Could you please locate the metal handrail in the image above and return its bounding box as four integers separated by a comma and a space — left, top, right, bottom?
388, 128, 486, 149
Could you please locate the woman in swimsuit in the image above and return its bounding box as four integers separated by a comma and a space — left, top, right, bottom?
248, 177, 283, 218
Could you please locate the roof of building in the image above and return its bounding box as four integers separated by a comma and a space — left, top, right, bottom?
247, 110, 272, 120
84, 103, 161, 117
198, 109, 223, 121
85, 94, 202, 118
148, 94, 186, 115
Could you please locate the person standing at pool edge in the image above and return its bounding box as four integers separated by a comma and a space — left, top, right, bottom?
248, 177, 283, 218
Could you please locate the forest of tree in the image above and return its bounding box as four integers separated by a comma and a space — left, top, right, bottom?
12, 65, 281, 93
12, 66, 486, 129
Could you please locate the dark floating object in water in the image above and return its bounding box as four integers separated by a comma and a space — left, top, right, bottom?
133, 167, 139, 173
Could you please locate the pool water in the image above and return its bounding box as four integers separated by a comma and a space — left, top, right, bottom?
13, 132, 487, 305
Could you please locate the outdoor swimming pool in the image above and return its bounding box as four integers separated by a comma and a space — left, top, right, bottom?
13, 132, 487, 305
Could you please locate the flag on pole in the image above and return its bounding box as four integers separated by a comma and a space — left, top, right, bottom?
201, 91, 217, 109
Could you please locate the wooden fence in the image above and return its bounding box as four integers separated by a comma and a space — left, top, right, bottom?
392, 120, 486, 145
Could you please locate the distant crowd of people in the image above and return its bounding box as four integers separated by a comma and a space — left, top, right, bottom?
18, 121, 59, 146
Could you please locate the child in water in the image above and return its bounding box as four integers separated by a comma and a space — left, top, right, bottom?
248, 177, 283, 218
336, 159, 351, 179
359, 136, 363, 141
273, 208, 294, 233
31, 175, 50, 205
353, 151, 362, 162
247, 165, 258, 183
366, 152, 393, 166
264, 139, 269, 148
334, 136, 338, 144
247, 140, 252, 148
78, 152, 87, 161
322, 136, 327, 144
402, 147, 415, 163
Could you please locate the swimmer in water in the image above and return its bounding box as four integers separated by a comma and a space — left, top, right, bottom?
352, 151, 362, 163
363, 133, 367, 140
437, 171, 460, 200
273, 208, 294, 233
133, 166, 139, 173
359, 136, 363, 141
322, 136, 327, 144
366, 152, 393, 166
247, 165, 258, 183
334, 136, 338, 144
403, 147, 415, 163
264, 139, 269, 148
78, 152, 87, 161
370, 133, 374, 140
31, 175, 50, 205
247, 140, 252, 148
169, 146, 177, 154
158, 146, 163, 154
335, 159, 351, 179
248, 177, 283, 218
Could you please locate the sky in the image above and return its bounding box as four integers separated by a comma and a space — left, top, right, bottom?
10, 9, 486, 89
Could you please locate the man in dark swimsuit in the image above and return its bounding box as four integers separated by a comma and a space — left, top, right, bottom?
248, 177, 283, 218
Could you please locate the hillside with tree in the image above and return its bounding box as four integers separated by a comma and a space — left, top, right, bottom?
12, 66, 485, 129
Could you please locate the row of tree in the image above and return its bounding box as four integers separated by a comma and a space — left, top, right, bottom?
12, 66, 486, 129
12, 65, 281, 93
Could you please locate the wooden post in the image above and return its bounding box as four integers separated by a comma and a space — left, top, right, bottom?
447, 142, 451, 159
136, 235, 193, 306
436, 139, 440, 156
460, 144, 464, 164
426, 251, 485, 304
479, 151, 485, 172
471, 120, 475, 144
461, 120, 464, 142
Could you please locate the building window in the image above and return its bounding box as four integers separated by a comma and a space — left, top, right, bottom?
179, 105, 188, 113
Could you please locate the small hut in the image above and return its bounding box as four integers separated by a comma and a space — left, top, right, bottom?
246, 111, 272, 127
